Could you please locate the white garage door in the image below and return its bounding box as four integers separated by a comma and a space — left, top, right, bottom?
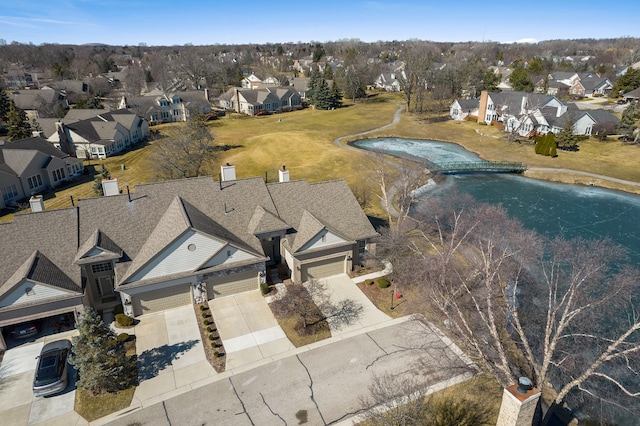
301, 257, 345, 281
206, 270, 258, 299
132, 284, 191, 316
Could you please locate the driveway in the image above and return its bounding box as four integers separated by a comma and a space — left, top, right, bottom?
0, 330, 84, 426
130, 305, 216, 408
308, 274, 393, 336
209, 290, 294, 371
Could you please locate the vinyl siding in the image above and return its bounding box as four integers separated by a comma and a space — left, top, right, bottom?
0, 281, 72, 308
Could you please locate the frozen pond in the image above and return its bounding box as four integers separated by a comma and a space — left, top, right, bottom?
353, 138, 640, 265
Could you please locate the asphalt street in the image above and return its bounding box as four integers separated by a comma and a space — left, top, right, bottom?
104, 318, 474, 426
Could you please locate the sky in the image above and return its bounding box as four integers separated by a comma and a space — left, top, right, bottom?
1, 0, 639, 46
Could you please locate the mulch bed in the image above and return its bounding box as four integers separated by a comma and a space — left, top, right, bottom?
193, 302, 226, 373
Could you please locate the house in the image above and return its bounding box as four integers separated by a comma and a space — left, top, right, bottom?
374, 72, 403, 92
579, 77, 613, 97
46, 109, 150, 159
623, 87, 640, 103
218, 87, 301, 115
289, 77, 310, 99
242, 74, 263, 89
0, 167, 378, 349
119, 91, 211, 124
0, 137, 84, 210
8, 89, 69, 120
572, 110, 619, 136
449, 99, 480, 121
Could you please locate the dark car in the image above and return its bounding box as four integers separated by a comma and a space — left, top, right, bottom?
33, 339, 72, 397
10, 322, 38, 339
617, 99, 627, 105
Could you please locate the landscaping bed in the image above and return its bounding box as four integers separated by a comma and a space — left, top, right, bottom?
193, 302, 226, 373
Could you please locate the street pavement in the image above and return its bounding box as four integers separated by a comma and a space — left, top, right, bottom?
101, 318, 475, 426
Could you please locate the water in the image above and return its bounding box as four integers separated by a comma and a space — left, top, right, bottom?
353, 137, 640, 266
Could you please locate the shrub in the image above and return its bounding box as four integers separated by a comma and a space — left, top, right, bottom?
366, 279, 374, 286
214, 350, 219, 357
206, 326, 212, 333
211, 343, 216, 349
203, 319, 210, 326
208, 334, 214, 341
113, 304, 124, 315
115, 313, 134, 327
201, 312, 208, 319
116, 333, 129, 343
199, 305, 205, 312
260, 282, 270, 295
377, 278, 391, 289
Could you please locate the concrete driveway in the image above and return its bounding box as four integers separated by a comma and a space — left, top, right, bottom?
308, 274, 392, 336
209, 290, 294, 371
130, 304, 216, 408
0, 330, 84, 426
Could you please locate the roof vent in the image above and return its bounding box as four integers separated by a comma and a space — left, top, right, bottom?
102, 178, 119, 196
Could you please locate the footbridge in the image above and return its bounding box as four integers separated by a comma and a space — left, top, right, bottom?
429, 161, 528, 174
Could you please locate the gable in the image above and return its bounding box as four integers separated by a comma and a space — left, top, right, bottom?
0, 280, 75, 308
299, 229, 350, 252
126, 230, 226, 283
199, 244, 258, 269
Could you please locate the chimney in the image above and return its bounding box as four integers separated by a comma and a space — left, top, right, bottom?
478, 91, 489, 124
221, 163, 236, 182
278, 165, 290, 183
204, 88, 210, 100
496, 377, 541, 426
102, 178, 120, 196
29, 195, 45, 212
234, 88, 241, 113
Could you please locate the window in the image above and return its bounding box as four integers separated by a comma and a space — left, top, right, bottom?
585, 126, 592, 135
358, 240, 367, 257
95, 276, 114, 296
91, 262, 113, 273
27, 174, 43, 190
2, 184, 19, 202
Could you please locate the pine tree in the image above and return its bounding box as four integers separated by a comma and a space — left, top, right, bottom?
329, 80, 342, 109
307, 68, 322, 105
93, 165, 111, 196
69, 307, 134, 395
0, 86, 9, 122
313, 79, 333, 109
7, 101, 32, 141
618, 104, 639, 141
556, 120, 578, 150
323, 63, 333, 80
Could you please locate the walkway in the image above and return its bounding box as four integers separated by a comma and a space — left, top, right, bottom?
527, 167, 640, 188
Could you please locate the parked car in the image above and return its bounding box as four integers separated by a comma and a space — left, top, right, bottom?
617, 99, 627, 105
10, 322, 38, 339
33, 339, 72, 397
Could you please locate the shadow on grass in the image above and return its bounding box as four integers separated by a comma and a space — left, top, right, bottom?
136, 339, 199, 382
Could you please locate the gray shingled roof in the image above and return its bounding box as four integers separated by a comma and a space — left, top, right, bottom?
248, 205, 290, 235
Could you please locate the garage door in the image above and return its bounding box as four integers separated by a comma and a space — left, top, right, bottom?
132, 284, 191, 316
301, 257, 345, 281
206, 270, 258, 299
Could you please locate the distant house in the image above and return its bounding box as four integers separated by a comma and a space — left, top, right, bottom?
572, 110, 619, 136
218, 87, 301, 115
449, 99, 480, 121
8, 89, 68, 120
580, 77, 613, 97
241, 74, 263, 89
119, 91, 211, 124
46, 109, 150, 159
374, 72, 403, 92
0, 137, 84, 209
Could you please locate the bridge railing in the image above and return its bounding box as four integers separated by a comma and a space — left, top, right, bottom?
429, 161, 528, 174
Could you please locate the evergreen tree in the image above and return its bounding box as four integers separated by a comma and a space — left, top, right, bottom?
509, 65, 534, 92
69, 307, 134, 395
323, 63, 333, 80
329, 80, 342, 109
313, 79, 333, 109
618, 104, 639, 141
93, 165, 111, 196
611, 67, 640, 96
0, 86, 9, 122
556, 120, 578, 150
535, 132, 557, 157
7, 101, 32, 141
306, 68, 322, 104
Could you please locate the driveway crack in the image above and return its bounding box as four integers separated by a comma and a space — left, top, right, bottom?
162, 401, 172, 425
260, 392, 287, 425
229, 377, 255, 425
296, 354, 327, 425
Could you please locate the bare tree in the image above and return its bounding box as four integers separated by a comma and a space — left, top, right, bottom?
388, 193, 640, 423
149, 112, 217, 180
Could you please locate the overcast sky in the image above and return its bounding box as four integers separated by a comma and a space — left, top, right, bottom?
1, 0, 638, 46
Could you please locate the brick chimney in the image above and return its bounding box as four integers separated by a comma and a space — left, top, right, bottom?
278, 165, 290, 183
496, 377, 541, 426
29, 195, 45, 212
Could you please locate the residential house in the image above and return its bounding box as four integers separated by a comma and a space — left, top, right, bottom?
47, 109, 150, 159
449, 99, 480, 121
241, 74, 263, 89
572, 110, 619, 136
579, 77, 613, 97
0, 167, 377, 349
0, 137, 84, 210
8, 89, 69, 120
374, 72, 404, 92
218, 87, 301, 115
289, 77, 310, 99
119, 91, 211, 124
623, 87, 640, 103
